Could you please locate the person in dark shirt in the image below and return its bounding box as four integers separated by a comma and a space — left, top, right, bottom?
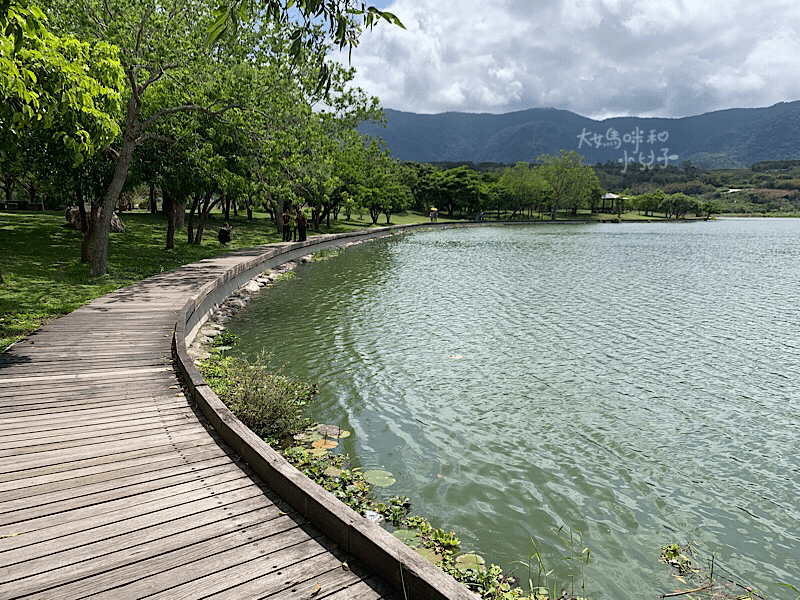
218, 222, 232, 245
281, 209, 292, 241
296, 208, 307, 242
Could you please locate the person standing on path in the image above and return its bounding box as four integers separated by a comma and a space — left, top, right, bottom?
281, 208, 293, 242
296, 208, 307, 242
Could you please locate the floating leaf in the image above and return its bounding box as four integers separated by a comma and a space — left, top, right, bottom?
323, 466, 342, 478
293, 432, 322, 443
455, 553, 486, 573
415, 546, 442, 564
363, 469, 395, 487
392, 529, 421, 548
308, 448, 328, 457
311, 439, 338, 450
289, 446, 309, 455
337, 430, 351, 439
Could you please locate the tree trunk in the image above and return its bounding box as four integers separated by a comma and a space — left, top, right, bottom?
89, 122, 137, 276
194, 190, 218, 244
3, 176, 13, 205
164, 190, 176, 250
187, 193, 200, 243
149, 181, 157, 214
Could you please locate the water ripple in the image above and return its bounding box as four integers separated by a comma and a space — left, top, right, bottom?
230, 220, 800, 598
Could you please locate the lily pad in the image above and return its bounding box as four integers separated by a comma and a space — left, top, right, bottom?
415, 546, 442, 564
337, 430, 351, 439
392, 529, 421, 549
308, 448, 329, 458
288, 446, 309, 455
455, 553, 486, 573
363, 469, 396, 487
323, 466, 342, 478
311, 439, 338, 450
293, 432, 322, 443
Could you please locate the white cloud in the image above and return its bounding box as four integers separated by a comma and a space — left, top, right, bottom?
338, 0, 800, 118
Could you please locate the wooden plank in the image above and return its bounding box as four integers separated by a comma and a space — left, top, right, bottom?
4, 447, 228, 501
0, 467, 258, 538
13, 516, 327, 599
0, 458, 248, 523
2, 402, 194, 437
0, 366, 174, 386
0, 435, 222, 487
1, 486, 290, 587
0, 382, 183, 407
0, 413, 201, 457
0, 470, 275, 548
151, 538, 353, 600
0, 427, 214, 476
1, 451, 233, 506
2, 409, 197, 448
0, 391, 181, 415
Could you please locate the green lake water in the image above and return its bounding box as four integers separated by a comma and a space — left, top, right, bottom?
227, 219, 800, 598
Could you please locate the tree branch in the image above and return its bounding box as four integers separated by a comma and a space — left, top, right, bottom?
134, 7, 155, 59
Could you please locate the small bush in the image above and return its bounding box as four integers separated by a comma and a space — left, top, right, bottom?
200, 353, 315, 443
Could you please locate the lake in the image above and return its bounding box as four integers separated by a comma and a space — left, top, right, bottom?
227, 219, 800, 598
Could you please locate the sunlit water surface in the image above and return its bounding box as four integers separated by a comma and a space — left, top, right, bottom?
228, 220, 800, 598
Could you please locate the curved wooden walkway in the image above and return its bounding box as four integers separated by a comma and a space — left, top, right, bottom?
0, 232, 475, 600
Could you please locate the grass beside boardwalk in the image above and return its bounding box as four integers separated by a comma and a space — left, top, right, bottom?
0, 209, 442, 350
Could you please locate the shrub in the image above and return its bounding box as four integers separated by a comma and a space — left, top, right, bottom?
200, 353, 315, 443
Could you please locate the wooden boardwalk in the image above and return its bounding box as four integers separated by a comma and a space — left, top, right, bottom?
0, 246, 408, 600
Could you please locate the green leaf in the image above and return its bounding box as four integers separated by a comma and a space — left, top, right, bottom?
363, 469, 395, 487
455, 553, 486, 573
392, 529, 422, 548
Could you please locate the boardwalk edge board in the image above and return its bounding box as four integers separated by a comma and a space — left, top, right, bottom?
174, 224, 479, 600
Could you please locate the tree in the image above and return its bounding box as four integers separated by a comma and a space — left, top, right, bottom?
496, 162, 550, 219
698, 199, 722, 221
0, 1, 123, 195
44, 0, 400, 276
537, 150, 601, 220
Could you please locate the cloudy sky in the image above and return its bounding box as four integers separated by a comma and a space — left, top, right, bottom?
337, 0, 800, 119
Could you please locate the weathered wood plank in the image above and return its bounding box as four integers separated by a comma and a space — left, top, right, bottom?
0, 458, 249, 523
1, 486, 292, 588
3, 446, 227, 501
0, 452, 234, 507
0, 435, 221, 487
0, 470, 276, 548
2, 410, 197, 449
13, 517, 327, 599
0, 427, 213, 475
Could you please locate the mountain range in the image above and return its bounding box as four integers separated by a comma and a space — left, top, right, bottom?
358, 102, 800, 169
